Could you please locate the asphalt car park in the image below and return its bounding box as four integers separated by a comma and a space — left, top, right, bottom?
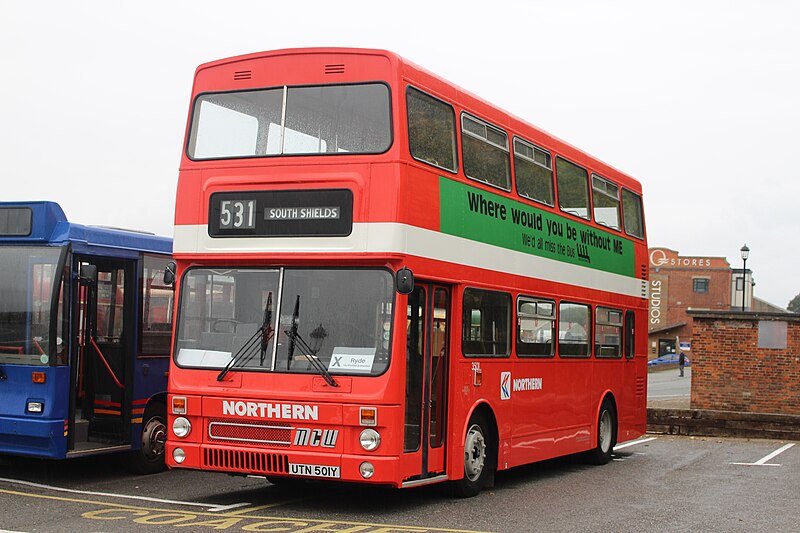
1, 435, 797, 533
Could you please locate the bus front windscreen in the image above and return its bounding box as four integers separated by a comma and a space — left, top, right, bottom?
174, 268, 394, 377
187, 83, 391, 159
0, 246, 66, 366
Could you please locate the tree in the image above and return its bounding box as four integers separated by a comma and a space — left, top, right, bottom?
788, 293, 800, 313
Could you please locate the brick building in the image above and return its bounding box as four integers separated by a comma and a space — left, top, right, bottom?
648, 248, 734, 357
647, 247, 787, 358
687, 310, 800, 415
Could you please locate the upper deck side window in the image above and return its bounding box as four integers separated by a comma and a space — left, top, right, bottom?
187, 83, 392, 160
591, 174, 621, 231
406, 87, 458, 173
513, 138, 553, 207
621, 188, 645, 239
461, 114, 511, 191
555, 157, 590, 220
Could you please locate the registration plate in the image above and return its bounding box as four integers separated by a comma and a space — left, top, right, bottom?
289, 463, 341, 478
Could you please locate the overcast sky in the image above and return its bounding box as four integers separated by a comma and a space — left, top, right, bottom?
3, 1, 798, 307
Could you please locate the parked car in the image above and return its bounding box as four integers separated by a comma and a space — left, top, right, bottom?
648, 353, 691, 367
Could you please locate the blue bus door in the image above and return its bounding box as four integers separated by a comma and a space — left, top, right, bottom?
71, 257, 133, 453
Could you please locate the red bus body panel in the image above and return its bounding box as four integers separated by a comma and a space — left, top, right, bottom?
168, 48, 648, 489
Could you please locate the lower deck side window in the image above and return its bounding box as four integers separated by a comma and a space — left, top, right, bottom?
595, 307, 623, 358
462, 288, 511, 356
558, 302, 591, 357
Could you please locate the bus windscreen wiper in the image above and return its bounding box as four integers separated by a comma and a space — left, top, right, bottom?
217, 293, 274, 381
284, 295, 338, 387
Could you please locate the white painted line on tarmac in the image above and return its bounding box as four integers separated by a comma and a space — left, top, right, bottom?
730, 442, 795, 466
0, 476, 249, 512
614, 437, 657, 450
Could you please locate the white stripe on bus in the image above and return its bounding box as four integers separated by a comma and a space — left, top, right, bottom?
173, 222, 648, 299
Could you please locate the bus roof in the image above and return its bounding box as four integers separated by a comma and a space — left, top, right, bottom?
0, 201, 171, 254
191, 47, 640, 193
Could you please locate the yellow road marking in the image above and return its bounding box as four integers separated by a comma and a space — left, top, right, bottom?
0, 488, 494, 533
227, 502, 306, 514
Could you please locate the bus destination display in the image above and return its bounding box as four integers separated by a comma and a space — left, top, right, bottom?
209, 189, 353, 237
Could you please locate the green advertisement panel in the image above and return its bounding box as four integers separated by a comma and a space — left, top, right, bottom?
439, 176, 635, 277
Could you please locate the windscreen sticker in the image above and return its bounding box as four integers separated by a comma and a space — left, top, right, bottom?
329, 347, 376, 373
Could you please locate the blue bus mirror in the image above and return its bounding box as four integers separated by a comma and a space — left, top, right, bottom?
79, 264, 98, 286
396, 267, 414, 295
164, 261, 176, 286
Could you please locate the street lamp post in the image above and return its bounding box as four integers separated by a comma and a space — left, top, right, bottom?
740, 244, 750, 311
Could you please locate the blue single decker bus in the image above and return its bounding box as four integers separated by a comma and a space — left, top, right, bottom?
0, 201, 173, 472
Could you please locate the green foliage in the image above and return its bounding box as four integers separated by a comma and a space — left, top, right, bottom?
788, 293, 800, 313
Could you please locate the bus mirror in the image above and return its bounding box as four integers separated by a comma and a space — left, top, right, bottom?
79, 264, 98, 286
164, 261, 176, 286
395, 267, 414, 295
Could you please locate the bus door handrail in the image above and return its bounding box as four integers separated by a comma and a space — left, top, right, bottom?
88, 336, 125, 390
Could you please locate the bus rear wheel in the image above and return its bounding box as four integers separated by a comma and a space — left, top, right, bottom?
586, 399, 617, 465
130, 402, 167, 474
452, 411, 493, 498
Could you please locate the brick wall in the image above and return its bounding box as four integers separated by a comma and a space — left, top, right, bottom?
688, 311, 800, 415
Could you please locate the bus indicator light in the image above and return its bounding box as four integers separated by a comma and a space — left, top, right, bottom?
359, 407, 377, 426
172, 396, 187, 415
32, 372, 46, 384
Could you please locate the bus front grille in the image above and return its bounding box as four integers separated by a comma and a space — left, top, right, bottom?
207, 419, 291, 447
203, 447, 289, 474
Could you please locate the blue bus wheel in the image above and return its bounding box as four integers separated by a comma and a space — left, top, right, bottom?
129, 402, 167, 474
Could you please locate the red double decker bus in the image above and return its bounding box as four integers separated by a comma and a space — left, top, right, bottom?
166, 48, 649, 496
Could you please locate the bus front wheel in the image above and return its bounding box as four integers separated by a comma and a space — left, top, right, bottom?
452, 411, 494, 498
130, 402, 167, 474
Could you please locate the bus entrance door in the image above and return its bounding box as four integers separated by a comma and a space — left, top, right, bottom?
403, 284, 450, 483
71, 258, 131, 453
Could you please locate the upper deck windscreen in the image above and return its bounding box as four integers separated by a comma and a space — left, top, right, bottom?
187, 83, 391, 160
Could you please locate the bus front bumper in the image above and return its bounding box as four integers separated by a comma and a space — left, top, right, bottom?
166, 442, 402, 487
0, 416, 66, 459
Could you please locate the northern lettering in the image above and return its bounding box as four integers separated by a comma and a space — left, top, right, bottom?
222, 400, 319, 420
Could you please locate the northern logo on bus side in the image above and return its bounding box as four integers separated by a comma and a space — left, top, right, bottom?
500, 373, 545, 401
501, 372, 511, 400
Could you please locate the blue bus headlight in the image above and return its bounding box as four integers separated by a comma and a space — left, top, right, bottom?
26, 400, 44, 413
172, 417, 192, 438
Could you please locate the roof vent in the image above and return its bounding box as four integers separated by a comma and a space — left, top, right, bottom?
325, 64, 345, 75
234, 70, 252, 81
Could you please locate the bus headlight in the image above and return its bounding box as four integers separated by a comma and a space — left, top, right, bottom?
359, 462, 375, 479
173, 447, 186, 464
359, 429, 381, 451
27, 401, 44, 413
172, 417, 192, 438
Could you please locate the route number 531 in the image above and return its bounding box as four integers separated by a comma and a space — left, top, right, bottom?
219, 200, 256, 230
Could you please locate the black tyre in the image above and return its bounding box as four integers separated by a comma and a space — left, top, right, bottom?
129, 402, 167, 474
586, 399, 617, 465
452, 411, 494, 498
